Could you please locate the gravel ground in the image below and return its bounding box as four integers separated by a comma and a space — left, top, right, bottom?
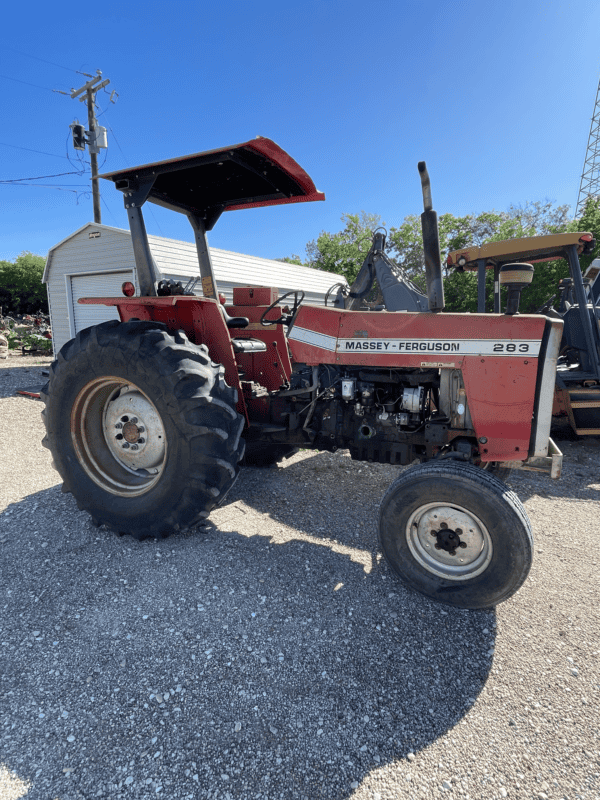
0, 353, 599, 800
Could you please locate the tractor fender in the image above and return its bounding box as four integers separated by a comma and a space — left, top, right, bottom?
79, 294, 247, 420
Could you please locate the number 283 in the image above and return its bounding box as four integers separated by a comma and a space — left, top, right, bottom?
493, 343, 529, 352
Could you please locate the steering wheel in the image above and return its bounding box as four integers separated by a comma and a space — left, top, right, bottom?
260, 290, 305, 326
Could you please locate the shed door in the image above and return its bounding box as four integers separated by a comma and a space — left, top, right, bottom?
70, 271, 133, 334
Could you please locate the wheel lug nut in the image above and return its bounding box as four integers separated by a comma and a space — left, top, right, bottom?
434, 543, 441, 549
131, 444, 138, 451
138, 438, 145, 444
440, 522, 448, 529
455, 528, 462, 535
122, 443, 130, 449
115, 422, 123, 429
138, 426, 145, 433
131, 417, 138, 424
430, 530, 437, 537
459, 542, 468, 549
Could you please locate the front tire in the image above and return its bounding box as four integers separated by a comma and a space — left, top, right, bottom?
41, 320, 245, 539
378, 461, 533, 609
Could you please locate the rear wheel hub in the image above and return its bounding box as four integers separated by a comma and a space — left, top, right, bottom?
70, 378, 167, 497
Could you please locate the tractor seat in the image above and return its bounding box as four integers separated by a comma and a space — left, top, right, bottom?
219, 304, 249, 329
231, 338, 268, 353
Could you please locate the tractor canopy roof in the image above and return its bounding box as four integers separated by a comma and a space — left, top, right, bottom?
100, 137, 325, 228
446, 232, 595, 271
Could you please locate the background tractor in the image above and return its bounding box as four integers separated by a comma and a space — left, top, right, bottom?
42, 138, 564, 609
445, 235, 598, 437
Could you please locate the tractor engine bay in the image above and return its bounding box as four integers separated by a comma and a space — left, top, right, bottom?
263, 364, 470, 465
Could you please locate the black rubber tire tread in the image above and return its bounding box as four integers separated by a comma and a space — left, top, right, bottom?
41, 320, 245, 539
378, 461, 533, 610
242, 442, 299, 467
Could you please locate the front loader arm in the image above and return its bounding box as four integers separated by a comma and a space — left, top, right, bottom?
346, 232, 428, 312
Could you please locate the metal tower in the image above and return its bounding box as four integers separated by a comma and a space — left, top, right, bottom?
577, 75, 600, 217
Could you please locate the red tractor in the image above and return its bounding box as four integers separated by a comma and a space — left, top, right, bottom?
42, 138, 565, 609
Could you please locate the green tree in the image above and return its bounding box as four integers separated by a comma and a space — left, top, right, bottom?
277, 255, 306, 266
295, 198, 598, 314
388, 201, 573, 312
572, 195, 600, 273
0, 252, 48, 315
305, 212, 384, 284
516, 195, 600, 314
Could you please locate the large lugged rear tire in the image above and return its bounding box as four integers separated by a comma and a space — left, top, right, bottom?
378, 461, 533, 609
41, 320, 245, 539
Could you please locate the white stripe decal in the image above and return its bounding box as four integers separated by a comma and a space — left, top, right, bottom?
288, 326, 337, 351
336, 338, 541, 356
290, 329, 542, 358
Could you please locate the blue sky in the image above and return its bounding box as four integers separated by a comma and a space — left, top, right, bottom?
2, 0, 600, 263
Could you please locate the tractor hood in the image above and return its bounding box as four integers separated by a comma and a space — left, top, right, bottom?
100, 137, 325, 228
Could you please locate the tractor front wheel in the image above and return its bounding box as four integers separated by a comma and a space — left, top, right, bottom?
378, 461, 533, 609
41, 320, 245, 539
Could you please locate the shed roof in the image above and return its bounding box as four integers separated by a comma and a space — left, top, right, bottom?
43, 223, 344, 294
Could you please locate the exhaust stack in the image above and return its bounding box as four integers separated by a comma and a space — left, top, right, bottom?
418, 162, 445, 312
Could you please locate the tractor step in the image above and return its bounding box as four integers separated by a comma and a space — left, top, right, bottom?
567, 387, 600, 435
232, 338, 268, 353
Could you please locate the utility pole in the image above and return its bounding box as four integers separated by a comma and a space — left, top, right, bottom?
68, 71, 111, 223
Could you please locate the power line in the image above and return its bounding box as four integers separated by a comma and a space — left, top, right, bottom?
107, 125, 128, 167
0, 170, 85, 183
0, 183, 86, 192
0, 141, 71, 160
3, 45, 86, 76
101, 195, 121, 227
107, 126, 165, 237
0, 72, 61, 93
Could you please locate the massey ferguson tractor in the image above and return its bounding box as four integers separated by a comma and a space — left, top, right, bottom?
42, 138, 567, 610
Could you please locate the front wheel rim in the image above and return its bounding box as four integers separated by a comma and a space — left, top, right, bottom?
405, 502, 493, 581
71, 377, 167, 497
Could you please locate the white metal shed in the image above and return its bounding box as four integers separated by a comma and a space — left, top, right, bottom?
43, 223, 344, 355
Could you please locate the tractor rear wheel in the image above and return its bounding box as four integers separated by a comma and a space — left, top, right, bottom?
378, 461, 533, 609
41, 320, 245, 539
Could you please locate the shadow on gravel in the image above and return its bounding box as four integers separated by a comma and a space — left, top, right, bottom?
0, 360, 50, 399
0, 456, 496, 800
